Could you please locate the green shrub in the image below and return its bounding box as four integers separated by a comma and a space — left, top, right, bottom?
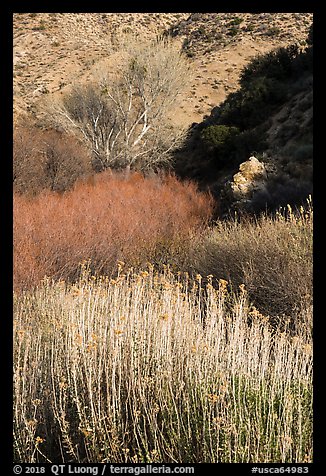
227, 26, 239, 37
240, 45, 299, 85
229, 17, 243, 26
265, 27, 281, 37
200, 125, 240, 148
245, 23, 255, 32
232, 126, 268, 159
219, 77, 288, 130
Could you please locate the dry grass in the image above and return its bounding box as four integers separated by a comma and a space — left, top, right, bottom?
191, 199, 313, 325
13, 266, 312, 463
13, 178, 313, 463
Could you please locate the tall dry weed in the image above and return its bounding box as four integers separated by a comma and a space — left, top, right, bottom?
191, 199, 313, 325
13, 268, 312, 463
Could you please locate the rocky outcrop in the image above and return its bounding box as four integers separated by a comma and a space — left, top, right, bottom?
223, 156, 268, 210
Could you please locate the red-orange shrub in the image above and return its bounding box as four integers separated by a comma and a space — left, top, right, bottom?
14, 171, 214, 291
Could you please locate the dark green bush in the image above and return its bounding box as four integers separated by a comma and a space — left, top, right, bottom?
200, 125, 240, 148
229, 17, 243, 26
245, 23, 255, 32
199, 124, 269, 171
219, 77, 288, 130
227, 26, 239, 37
232, 126, 268, 159
240, 45, 300, 85
265, 27, 281, 37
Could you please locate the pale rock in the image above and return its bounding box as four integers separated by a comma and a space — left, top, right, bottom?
228, 156, 267, 202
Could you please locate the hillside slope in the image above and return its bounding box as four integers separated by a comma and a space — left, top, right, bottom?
174, 35, 313, 214
13, 13, 313, 213
13, 13, 312, 128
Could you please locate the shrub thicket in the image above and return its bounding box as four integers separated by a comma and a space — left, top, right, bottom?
218, 42, 312, 131
13, 171, 213, 291
200, 125, 240, 149
14, 124, 92, 195
14, 168, 312, 329
240, 45, 301, 85
225, 78, 285, 128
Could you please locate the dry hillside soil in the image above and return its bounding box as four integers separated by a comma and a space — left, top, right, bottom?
13, 13, 313, 129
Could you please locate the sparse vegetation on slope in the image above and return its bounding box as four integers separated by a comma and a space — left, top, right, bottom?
13, 13, 312, 128
168, 13, 312, 58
